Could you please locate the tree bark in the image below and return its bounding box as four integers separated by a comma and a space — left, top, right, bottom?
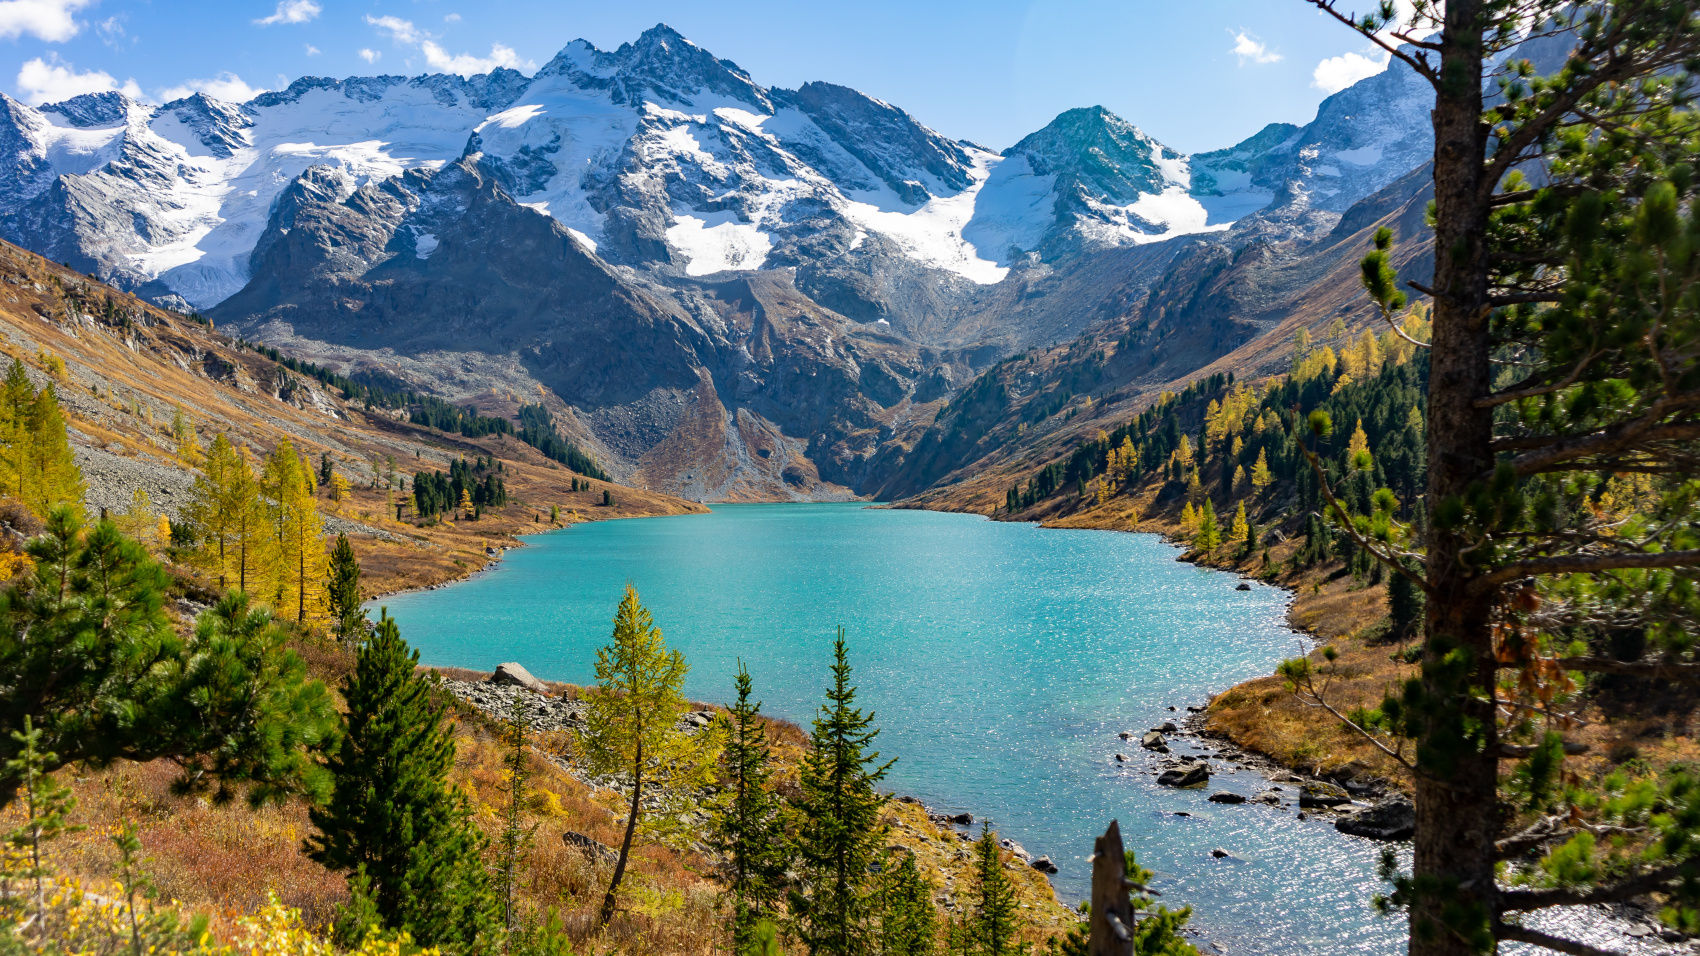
1414, 3, 1504, 953
598, 737, 643, 927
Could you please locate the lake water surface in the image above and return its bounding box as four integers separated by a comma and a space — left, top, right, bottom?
378, 503, 1406, 954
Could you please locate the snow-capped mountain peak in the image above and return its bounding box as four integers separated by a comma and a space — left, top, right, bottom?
0, 24, 1439, 309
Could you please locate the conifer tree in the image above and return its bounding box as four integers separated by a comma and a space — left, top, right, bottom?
1194, 500, 1220, 557
873, 853, 936, 956
22, 385, 82, 518
713, 663, 788, 952
967, 825, 1023, 956
172, 408, 198, 464
185, 434, 240, 590
1229, 502, 1250, 558
307, 609, 495, 949
581, 585, 717, 927
792, 629, 892, 956
0, 510, 337, 810
230, 445, 274, 596
271, 443, 329, 624
0, 359, 35, 500
4, 716, 80, 930
1301, 4, 1700, 951
496, 709, 536, 941
327, 533, 365, 644
1250, 448, 1273, 492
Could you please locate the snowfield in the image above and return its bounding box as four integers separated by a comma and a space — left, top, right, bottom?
0, 25, 1433, 305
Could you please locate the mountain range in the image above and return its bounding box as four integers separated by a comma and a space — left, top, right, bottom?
0, 24, 1448, 499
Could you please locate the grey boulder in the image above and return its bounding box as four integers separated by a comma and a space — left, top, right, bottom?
488, 662, 548, 694
1334, 799, 1415, 841
1157, 760, 1210, 789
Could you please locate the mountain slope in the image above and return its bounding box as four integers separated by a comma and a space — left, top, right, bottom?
0, 24, 1447, 499
0, 237, 701, 593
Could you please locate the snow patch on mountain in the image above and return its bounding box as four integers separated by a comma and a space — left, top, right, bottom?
667, 210, 771, 274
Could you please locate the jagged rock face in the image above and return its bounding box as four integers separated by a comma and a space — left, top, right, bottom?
213, 156, 933, 498
0, 22, 1462, 499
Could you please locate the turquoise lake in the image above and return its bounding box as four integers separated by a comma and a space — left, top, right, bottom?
377, 502, 1405, 954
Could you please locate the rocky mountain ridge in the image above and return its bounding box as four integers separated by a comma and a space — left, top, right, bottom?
0, 23, 1449, 499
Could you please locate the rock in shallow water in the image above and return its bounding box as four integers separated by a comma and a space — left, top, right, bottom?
1208, 791, 1246, 804
1157, 761, 1210, 788
1299, 780, 1352, 808
1334, 799, 1415, 840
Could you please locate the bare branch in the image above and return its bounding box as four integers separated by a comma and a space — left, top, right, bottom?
1477, 348, 1604, 409
1557, 656, 1700, 684
1504, 408, 1700, 477
1473, 548, 1700, 591
1499, 863, 1688, 911
1301, 0, 1440, 85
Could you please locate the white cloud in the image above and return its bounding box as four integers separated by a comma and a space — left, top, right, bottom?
1312, 49, 1389, 93
304, 43, 320, 56
158, 72, 265, 104
364, 13, 532, 77
16, 55, 141, 105
95, 14, 126, 48
358, 47, 380, 63
364, 14, 421, 44
420, 39, 526, 75
1230, 31, 1280, 65
0, 0, 94, 42
255, 0, 320, 26
1309, 0, 1439, 93
443, 12, 461, 23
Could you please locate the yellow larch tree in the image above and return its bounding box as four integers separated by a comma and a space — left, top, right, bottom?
1251, 448, 1273, 491
1347, 419, 1373, 472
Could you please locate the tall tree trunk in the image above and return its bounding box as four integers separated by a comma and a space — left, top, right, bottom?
598, 738, 643, 927
1415, 3, 1501, 954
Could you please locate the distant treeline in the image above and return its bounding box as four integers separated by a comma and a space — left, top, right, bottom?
414, 455, 509, 520
238, 341, 608, 480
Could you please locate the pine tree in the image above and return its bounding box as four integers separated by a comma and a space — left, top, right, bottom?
873, 853, 936, 956
226, 444, 274, 596
581, 585, 717, 926
1228, 501, 1250, 558
172, 408, 199, 464
1305, 5, 1700, 952
496, 709, 537, 941
307, 610, 495, 949
792, 629, 892, 956
271, 443, 329, 624
327, 533, 365, 644
1250, 448, 1273, 492
0, 511, 337, 810
23, 385, 83, 518
1345, 418, 1372, 472
117, 488, 155, 545
0, 360, 35, 500
713, 663, 788, 952
967, 825, 1023, 956
185, 434, 240, 590
1194, 500, 1220, 557
4, 716, 81, 930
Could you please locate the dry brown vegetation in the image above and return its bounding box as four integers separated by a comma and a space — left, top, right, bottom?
0, 238, 704, 603
0, 239, 1073, 953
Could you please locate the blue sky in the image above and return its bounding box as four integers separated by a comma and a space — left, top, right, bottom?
0, 0, 1404, 153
